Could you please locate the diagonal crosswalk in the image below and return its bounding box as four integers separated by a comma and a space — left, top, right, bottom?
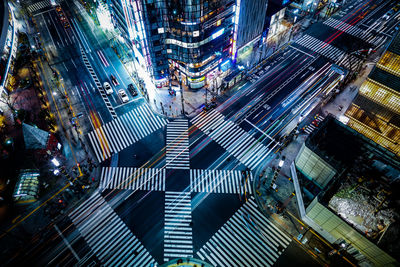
190, 169, 253, 194
99, 167, 166, 191
323, 18, 373, 41
87, 105, 168, 162
69, 191, 157, 266
166, 119, 190, 169
164, 191, 193, 263
191, 110, 271, 170
196, 197, 291, 267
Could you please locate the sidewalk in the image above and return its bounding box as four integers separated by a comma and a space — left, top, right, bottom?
251, 48, 378, 267
252, 135, 337, 265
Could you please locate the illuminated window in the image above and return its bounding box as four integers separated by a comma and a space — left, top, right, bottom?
388, 95, 400, 110
158, 28, 164, 34
374, 89, 386, 100
359, 84, 371, 95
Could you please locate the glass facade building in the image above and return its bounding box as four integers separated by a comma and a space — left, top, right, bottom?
108, 0, 237, 89
0, 0, 16, 97
344, 32, 400, 156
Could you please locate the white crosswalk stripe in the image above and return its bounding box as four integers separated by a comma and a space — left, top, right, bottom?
99, 167, 166, 191
191, 110, 270, 170
294, 34, 345, 61
164, 191, 193, 263
69, 191, 157, 266
27, 0, 52, 13
166, 119, 190, 169
196, 197, 291, 267
304, 125, 315, 134
323, 18, 373, 41
87, 105, 168, 162
303, 115, 324, 134
315, 115, 324, 122
190, 169, 253, 194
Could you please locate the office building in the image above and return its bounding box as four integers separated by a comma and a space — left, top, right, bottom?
0, 0, 17, 97
343, 31, 400, 156
235, 0, 268, 60
108, 0, 237, 89
294, 116, 399, 266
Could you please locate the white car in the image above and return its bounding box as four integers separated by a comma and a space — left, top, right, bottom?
118, 89, 129, 103
103, 82, 113, 95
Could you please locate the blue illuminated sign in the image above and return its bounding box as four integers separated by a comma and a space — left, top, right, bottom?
212, 28, 225, 40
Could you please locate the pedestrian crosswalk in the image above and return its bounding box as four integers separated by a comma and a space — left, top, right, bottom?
191, 110, 270, 170
69, 191, 157, 266
164, 191, 193, 263
302, 114, 324, 134
27, 0, 52, 13
87, 105, 168, 162
294, 34, 345, 62
166, 119, 190, 169
324, 18, 373, 41
196, 197, 291, 267
99, 167, 166, 191
190, 169, 253, 194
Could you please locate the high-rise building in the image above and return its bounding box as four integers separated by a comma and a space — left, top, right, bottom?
1, 0, 17, 97
294, 116, 399, 266
343, 31, 400, 156
108, 0, 238, 89
236, 0, 268, 50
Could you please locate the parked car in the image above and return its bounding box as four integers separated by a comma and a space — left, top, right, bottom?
110, 74, 119, 86
103, 82, 113, 95
127, 84, 137, 96
118, 89, 129, 103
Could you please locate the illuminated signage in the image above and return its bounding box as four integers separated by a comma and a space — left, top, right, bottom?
212, 28, 225, 39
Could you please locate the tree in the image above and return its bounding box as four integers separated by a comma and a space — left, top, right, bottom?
0, 93, 20, 116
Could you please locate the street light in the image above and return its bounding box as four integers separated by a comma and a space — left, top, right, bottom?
51, 158, 60, 167
278, 158, 285, 168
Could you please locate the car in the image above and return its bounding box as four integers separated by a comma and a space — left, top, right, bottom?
103, 82, 113, 95
383, 10, 394, 20
118, 89, 129, 103
127, 84, 137, 96
110, 74, 119, 86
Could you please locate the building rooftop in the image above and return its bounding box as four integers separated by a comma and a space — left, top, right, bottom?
387, 31, 400, 56
369, 67, 400, 93
306, 116, 399, 169
307, 117, 400, 259
352, 94, 400, 127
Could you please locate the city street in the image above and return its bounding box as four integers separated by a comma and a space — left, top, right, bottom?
2, 0, 399, 266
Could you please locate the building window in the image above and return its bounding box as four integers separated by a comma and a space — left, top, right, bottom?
374, 88, 386, 101
388, 95, 400, 110
158, 28, 164, 34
